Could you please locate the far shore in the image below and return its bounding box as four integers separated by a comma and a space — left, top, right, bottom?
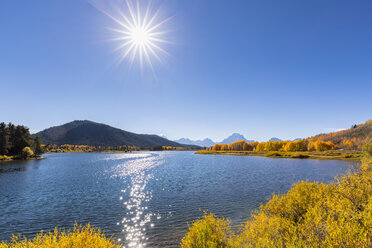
195, 150, 361, 162
0, 155, 44, 163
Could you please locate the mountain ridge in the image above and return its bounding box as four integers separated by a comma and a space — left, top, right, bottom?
175, 133, 255, 146
37, 120, 194, 148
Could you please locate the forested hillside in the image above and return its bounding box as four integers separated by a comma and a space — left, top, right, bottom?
308, 120, 372, 149
37, 120, 192, 148
204, 120, 372, 153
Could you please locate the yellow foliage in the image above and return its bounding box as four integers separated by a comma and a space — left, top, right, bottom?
212, 144, 222, 151
21, 147, 34, 159
0, 223, 119, 248
282, 140, 307, 152
308, 140, 336, 152
183, 144, 372, 248
181, 213, 233, 248
221, 144, 229, 151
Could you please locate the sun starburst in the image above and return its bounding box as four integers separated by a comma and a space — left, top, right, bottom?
91, 0, 172, 70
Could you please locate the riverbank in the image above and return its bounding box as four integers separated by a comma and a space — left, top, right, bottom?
0, 155, 43, 162
195, 150, 361, 161
183, 148, 371, 247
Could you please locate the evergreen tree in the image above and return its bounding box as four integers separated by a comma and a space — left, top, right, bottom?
0, 122, 9, 155
7, 123, 15, 155
33, 135, 43, 155
10, 125, 32, 155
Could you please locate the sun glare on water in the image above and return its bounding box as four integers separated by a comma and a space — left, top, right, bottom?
91, 0, 172, 70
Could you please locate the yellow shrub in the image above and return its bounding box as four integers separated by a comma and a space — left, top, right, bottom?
0, 223, 119, 248
182, 144, 372, 248
181, 213, 233, 248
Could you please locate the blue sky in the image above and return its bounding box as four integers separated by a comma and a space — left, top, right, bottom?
1, 0, 371, 142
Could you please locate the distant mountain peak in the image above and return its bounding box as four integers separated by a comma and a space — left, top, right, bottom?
269, 137, 282, 141
174, 137, 215, 147
220, 133, 254, 144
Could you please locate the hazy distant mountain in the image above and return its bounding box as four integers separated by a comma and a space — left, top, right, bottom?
269, 137, 282, 141
174, 138, 215, 147
220, 133, 254, 144
292, 138, 303, 141
37, 120, 192, 148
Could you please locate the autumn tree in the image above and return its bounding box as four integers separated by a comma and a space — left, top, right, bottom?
221, 144, 228, 151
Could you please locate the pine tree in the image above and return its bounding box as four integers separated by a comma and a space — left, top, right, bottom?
33, 135, 43, 155
0, 122, 9, 155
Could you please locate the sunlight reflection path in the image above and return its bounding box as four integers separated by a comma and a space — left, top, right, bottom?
108, 152, 163, 247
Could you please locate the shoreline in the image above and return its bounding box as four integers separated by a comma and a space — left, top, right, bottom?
195, 150, 361, 162
0, 155, 44, 163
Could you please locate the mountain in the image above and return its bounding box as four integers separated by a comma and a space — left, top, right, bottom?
269, 137, 282, 141
37, 120, 192, 148
174, 138, 215, 147
310, 120, 372, 145
220, 133, 254, 144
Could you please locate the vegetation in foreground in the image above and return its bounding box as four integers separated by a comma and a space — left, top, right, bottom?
0, 223, 119, 248
182, 143, 372, 247
0, 123, 43, 161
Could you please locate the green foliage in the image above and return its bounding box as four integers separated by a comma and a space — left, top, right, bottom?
183, 147, 372, 247
265, 152, 309, 159
0, 122, 10, 155
0, 123, 42, 158
0, 223, 119, 248
33, 135, 43, 155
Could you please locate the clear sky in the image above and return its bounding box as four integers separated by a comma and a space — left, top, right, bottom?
1, 0, 371, 142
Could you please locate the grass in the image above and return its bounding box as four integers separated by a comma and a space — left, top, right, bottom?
195, 150, 361, 161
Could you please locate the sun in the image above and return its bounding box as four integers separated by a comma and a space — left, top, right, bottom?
131, 27, 150, 46
91, 0, 172, 70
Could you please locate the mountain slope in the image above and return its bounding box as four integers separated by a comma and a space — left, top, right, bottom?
174, 138, 215, 147
37, 120, 189, 147
220, 133, 254, 144
309, 120, 372, 145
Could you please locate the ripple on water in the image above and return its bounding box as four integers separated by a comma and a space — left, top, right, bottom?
109, 152, 164, 247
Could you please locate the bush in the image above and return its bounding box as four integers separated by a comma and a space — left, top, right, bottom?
0, 155, 12, 161
21, 147, 34, 159
0, 223, 119, 248
181, 213, 233, 248
182, 146, 372, 248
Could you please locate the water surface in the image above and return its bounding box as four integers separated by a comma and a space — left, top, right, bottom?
0, 152, 357, 247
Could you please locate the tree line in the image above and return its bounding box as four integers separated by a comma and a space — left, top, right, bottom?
43, 144, 140, 153
207, 139, 337, 152
0, 122, 43, 159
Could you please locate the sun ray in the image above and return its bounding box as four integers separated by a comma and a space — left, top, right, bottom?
147, 16, 173, 33
92, 0, 171, 70
111, 40, 133, 53
147, 40, 169, 56
144, 43, 163, 64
